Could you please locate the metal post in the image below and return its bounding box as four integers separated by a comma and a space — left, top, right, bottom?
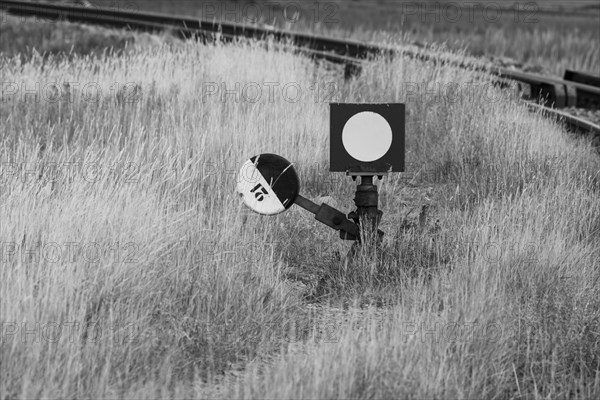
348, 175, 384, 244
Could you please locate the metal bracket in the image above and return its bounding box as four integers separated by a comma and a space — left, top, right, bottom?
292, 175, 386, 245
294, 194, 359, 240
346, 171, 389, 177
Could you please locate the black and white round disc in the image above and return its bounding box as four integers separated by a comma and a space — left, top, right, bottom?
236, 154, 300, 215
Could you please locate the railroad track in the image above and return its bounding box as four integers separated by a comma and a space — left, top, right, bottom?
1, 0, 599, 150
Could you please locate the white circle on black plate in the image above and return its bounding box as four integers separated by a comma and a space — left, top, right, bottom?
342, 111, 392, 162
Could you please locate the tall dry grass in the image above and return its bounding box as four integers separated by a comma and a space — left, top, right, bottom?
1, 30, 599, 400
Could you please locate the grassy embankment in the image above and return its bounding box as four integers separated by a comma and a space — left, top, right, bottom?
1, 14, 599, 400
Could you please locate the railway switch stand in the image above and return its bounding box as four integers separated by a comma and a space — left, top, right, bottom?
237, 103, 405, 250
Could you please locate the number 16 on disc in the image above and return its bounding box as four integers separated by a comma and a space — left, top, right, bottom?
236, 154, 300, 215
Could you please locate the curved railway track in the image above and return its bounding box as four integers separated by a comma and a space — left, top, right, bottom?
1, 0, 599, 151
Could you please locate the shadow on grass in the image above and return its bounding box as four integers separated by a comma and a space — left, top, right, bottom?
280, 225, 453, 307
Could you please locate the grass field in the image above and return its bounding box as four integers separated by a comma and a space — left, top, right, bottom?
1, 8, 600, 400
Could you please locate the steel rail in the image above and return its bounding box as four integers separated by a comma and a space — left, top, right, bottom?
527, 103, 600, 137
1, 0, 599, 144
564, 69, 600, 88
